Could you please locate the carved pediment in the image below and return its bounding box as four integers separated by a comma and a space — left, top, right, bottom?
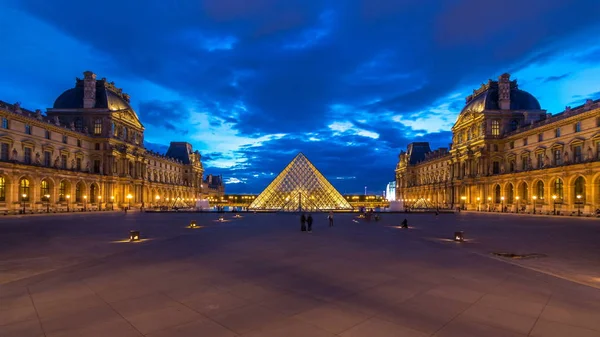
534, 145, 546, 153
568, 137, 585, 146
113, 110, 143, 129
550, 141, 564, 149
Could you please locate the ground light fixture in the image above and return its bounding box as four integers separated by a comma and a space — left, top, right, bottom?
129, 230, 140, 242
454, 231, 465, 242
190, 220, 198, 228
218, 215, 225, 222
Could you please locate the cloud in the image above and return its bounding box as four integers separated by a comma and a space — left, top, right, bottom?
2, 0, 600, 193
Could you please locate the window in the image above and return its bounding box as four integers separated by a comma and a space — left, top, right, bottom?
597, 117, 600, 127
494, 185, 501, 203
467, 129, 472, 141
574, 122, 581, 133
76, 158, 82, 171
574, 177, 585, 201
457, 133, 462, 144
492, 161, 500, 174
523, 137, 528, 146
493, 144, 499, 152
522, 158, 528, 171
40, 180, 50, 200
75, 118, 83, 131
0, 143, 8, 161
62, 135, 68, 144
537, 153, 544, 168
553, 179, 564, 199
538, 133, 543, 142
45, 130, 51, 140
93, 160, 100, 174
491, 120, 500, 136
0, 176, 5, 201
123, 127, 128, 140
20, 178, 30, 201
61, 155, 67, 169
555, 128, 560, 137
597, 141, 600, 160
536, 181, 544, 199
25, 124, 31, 135
77, 139, 81, 147
509, 161, 515, 172
554, 149, 562, 165
112, 122, 118, 137
75, 183, 83, 202
95, 143, 100, 150
509, 141, 514, 149
59, 181, 66, 202
94, 119, 102, 135
574, 145, 582, 163
506, 184, 514, 203
510, 120, 518, 131
43, 151, 51, 167
1, 118, 8, 129
24, 147, 32, 164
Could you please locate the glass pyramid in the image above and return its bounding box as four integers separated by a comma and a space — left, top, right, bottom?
248, 153, 353, 211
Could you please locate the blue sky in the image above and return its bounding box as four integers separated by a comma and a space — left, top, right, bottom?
1, 0, 599, 194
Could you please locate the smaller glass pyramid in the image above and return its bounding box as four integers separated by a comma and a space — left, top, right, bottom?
249, 153, 353, 211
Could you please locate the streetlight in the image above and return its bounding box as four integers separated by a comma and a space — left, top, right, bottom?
552, 195, 557, 215
66, 195, 70, 212
22, 193, 27, 214
155, 195, 160, 208
44, 194, 50, 213
98, 195, 102, 211
487, 196, 492, 212
515, 196, 520, 213
476, 197, 481, 211
576, 194, 582, 216
83, 195, 87, 211
460, 196, 466, 210
110, 195, 115, 210
532, 195, 537, 214
500, 196, 505, 212
127, 194, 133, 210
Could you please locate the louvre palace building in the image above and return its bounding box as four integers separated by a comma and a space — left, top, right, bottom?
0, 71, 224, 213
395, 73, 600, 215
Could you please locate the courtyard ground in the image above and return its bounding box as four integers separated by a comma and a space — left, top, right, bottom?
1, 212, 599, 337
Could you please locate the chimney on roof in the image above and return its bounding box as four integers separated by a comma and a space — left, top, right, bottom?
83, 71, 97, 109
498, 73, 511, 110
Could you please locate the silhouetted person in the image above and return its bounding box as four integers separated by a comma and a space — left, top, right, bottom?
401, 218, 408, 228
300, 213, 307, 232
307, 214, 313, 233
328, 211, 334, 227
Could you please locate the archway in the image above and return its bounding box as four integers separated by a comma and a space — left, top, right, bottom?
552, 178, 564, 200
518, 182, 529, 202
535, 180, 545, 200
58, 180, 70, 202
0, 175, 7, 202
89, 183, 98, 203
19, 177, 31, 201
494, 185, 501, 204
574, 176, 585, 201
75, 181, 85, 202
506, 183, 514, 204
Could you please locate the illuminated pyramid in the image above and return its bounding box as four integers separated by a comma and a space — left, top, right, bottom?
249, 153, 353, 211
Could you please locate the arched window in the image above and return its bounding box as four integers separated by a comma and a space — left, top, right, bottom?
20, 178, 30, 201
553, 179, 564, 199
90, 184, 97, 202
94, 119, 102, 135
506, 184, 514, 204
75, 183, 83, 202
40, 180, 50, 201
494, 185, 501, 203
510, 119, 519, 131
574, 177, 585, 201
491, 120, 500, 136
0, 176, 5, 202
535, 181, 544, 200
520, 183, 529, 202
59, 181, 67, 201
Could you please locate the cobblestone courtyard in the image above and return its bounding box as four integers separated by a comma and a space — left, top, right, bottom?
1, 212, 599, 337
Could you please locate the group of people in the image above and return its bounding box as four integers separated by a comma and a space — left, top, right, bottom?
300, 211, 334, 232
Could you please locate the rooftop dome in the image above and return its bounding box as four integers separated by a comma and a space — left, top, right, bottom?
459, 74, 541, 115
53, 72, 132, 111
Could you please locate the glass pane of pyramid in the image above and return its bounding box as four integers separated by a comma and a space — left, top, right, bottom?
249, 153, 353, 211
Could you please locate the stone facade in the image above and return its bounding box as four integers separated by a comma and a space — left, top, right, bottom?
396, 73, 600, 215
0, 71, 224, 213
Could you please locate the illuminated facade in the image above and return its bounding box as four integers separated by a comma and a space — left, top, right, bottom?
0, 71, 223, 213
396, 73, 600, 214
249, 153, 352, 211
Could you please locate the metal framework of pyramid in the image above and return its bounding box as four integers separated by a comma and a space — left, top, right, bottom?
248, 153, 353, 211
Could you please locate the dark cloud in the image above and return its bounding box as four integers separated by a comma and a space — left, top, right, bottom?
542, 73, 571, 83
3, 0, 600, 193
568, 91, 600, 107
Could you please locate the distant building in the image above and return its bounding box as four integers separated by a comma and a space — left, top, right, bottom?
385, 181, 396, 201
395, 73, 600, 214
0, 71, 223, 213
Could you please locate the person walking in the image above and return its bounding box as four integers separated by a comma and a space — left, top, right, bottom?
328, 211, 334, 227
300, 213, 307, 232
307, 214, 313, 233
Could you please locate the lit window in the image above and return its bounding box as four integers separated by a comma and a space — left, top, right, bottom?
19, 178, 30, 201
0, 176, 5, 201
491, 120, 500, 136
94, 119, 102, 135
59, 181, 66, 201
40, 180, 50, 201
553, 179, 564, 199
